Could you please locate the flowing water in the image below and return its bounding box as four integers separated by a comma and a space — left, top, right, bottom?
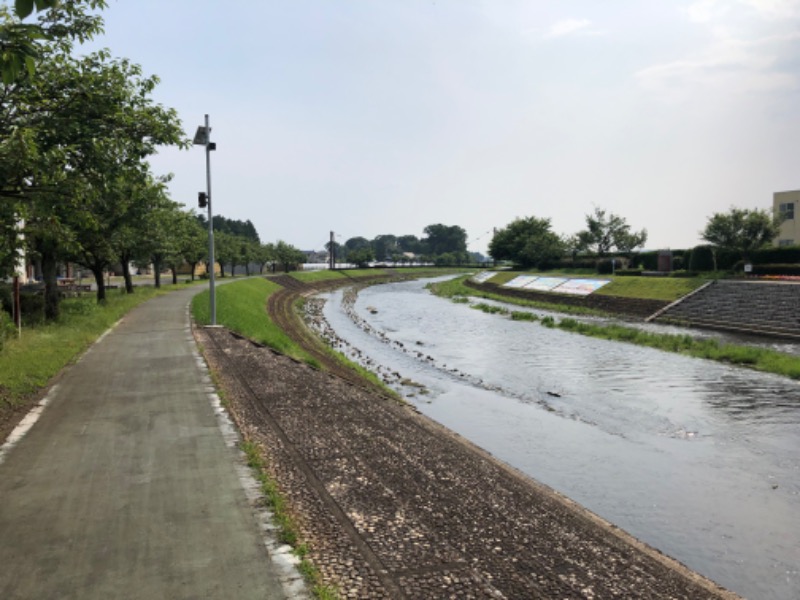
312, 277, 800, 600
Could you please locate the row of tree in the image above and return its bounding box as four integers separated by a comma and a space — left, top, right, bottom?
489, 205, 782, 270
329, 224, 481, 267
0, 2, 311, 322
489, 207, 649, 269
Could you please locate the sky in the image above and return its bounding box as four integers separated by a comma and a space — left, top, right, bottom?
68, 0, 800, 254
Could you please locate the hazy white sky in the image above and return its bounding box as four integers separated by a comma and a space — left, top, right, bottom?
77, 0, 800, 253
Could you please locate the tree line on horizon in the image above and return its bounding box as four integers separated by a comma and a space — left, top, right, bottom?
327, 224, 482, 267
489, 205, 784, 272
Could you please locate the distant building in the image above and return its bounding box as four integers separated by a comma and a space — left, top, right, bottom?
774, 190, 800, 247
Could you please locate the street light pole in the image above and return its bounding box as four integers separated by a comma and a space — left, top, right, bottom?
194, 114, 217, 326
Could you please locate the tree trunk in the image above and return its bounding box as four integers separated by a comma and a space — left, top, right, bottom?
171, 267, 177, 285
219, 263, 225, 278
41, 248, 60, 321
245, 263, 250, 276
153, 257, 162, 288
121, 259, 134, 294
92, 267, 106, 303
189, 262, 197, 281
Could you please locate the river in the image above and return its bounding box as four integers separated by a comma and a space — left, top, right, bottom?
311, 276, 800, 600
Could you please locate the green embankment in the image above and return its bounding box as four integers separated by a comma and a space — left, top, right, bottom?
192, 278, 313, 362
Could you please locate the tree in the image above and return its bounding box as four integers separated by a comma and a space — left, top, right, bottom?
422, 224, 467, 256
489, 216, 565, 269
397, 234, 422, 255
701, 207, 781, 263
344, 236, 370, 252
274, 240, 304, 272
178, 215, 207, 281
22, 49, 186, 304
348, 246, 374, 268
256, 242, 275, 274
1, 1, 106, 84
577, 207, 647, 257
1, 0, 107, 316
213, 231, 239, 278
372, 234, 397, 261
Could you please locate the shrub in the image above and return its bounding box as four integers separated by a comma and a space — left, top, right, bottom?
596, 257, 628, 274
638, 251, 659, 271
616, 269, 643, 276
20, 292, 45, 325
0, 309, 15, 351
750, 264, 800, 276
682, 249, 692, 270
669, 270, 699, 278
750, 246, 800, 265
689, 245, 716, 271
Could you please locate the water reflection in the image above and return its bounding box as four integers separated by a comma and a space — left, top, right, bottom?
313, 277, 800, 600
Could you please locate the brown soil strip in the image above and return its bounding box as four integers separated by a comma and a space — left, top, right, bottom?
194, 276, 741, 599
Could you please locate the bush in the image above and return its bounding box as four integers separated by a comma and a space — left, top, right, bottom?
638, 251, 659, 271
689, 245, 716, 271
750, 264, 800, 276
0, 284, 11, 314
0, 309, 15, 351
750, 246, 800, 264
596, 257, 628, 274
669, 270, 699, 278
616, 269, 643, 276
20, 292, 45, 325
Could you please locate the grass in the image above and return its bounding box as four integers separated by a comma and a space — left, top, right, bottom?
192, 278, 315, 363
554, 317, 800, 379
0, 286, 171, 408
595, 276, 704, 301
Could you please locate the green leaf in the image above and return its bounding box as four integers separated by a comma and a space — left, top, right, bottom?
15, 0, 36, 19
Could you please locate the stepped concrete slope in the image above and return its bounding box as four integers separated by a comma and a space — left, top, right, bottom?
655, 279, 800, 338
0, 287, 295, 600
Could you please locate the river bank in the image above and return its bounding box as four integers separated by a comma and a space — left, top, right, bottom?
193, 272, 746, 598
196, 322, 739, 599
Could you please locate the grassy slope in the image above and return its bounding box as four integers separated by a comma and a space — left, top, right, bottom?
192, 278, 312, 361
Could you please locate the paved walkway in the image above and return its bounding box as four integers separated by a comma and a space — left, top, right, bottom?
0, 287, 295, 599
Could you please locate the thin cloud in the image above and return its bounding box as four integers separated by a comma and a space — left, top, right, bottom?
637, 4, 800, 96
543, 18, 595, 39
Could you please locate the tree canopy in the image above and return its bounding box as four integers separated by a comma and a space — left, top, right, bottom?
577, 207, 647, 257
701, 207, 780, 261
489, 216, 564, 269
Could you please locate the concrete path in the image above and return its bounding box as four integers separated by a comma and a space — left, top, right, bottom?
0, 287, 294, 599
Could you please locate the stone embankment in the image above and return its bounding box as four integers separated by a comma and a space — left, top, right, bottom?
654, 279, 800, 338
197, 273, 740, 599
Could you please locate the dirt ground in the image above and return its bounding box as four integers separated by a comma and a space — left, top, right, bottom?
194, 275, 741, 599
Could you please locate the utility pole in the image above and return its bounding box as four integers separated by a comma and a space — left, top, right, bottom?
194, 114, 217, 325
329, 231, 336, 270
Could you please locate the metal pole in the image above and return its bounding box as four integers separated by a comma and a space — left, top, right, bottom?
330, 230, 335, 270
205, 114, 216, 326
